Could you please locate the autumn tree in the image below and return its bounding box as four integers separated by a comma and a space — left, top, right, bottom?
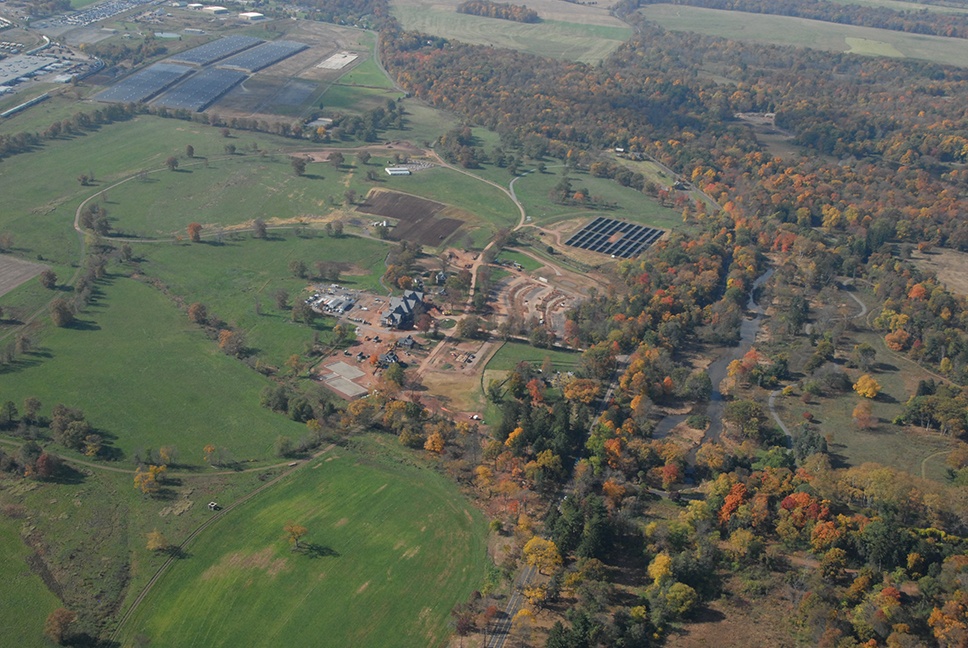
187, 222, 202, 243
49, 298, 74, 327
852, 400, 874, 429
39, 269, 57, 289
523, 536, 562, 574
44, 608, 76, 645
284, 521, 308, 550
853, 374, 882, 399
146, 529, 170, 552
187, 302, 208, 325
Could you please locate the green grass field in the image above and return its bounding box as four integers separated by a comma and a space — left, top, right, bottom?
496, 249, 543, 273
0, 276, 307, 464
386, 166, 521, 232
639, 4, 968, 68
101, 155, 365, 237
392, 6, 631, 63
0, 518, 61, 647
133, 233, 389, 365
512, 167, 683, 230
828, 0, 968, 15
486, 340, 582, 372
121, 445, 487, 647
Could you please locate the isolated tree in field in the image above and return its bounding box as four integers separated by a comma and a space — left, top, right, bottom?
329, 220, 343, 237
274, 289, 289, 310
291, 156, 307, 176
1, 400, 19, 429
853, 374, 882, 399
333, 323, 347, 344
850, 343, 877, 372
284, 521, 307, 550
44, 608, 76, 645
329, 151, 344, 168
77, 174, 91, 186
853, 400, 875, 429
0, 231, 13, 252
220, 127, 230, 138
185, 144, 195, 158
187, 302, 208, 325
203, 444, 216, 464
146, 529, 170, 552
523, 536, 561, 574
49, 298, 74, 327
344, 189, 356, 205
120, 243, 133, 262
218, 329, 246, 357
187, 222, 202, 243
165, 156, 178, 171
39, 269, 57, 289
252, 218, 267, 239
23, 397, 41, 424
288, 259, 307, 278
224, 143, 236, 155
357, 150, 371, 165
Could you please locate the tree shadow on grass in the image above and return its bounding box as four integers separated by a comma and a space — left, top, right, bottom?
303, 542, 340, 559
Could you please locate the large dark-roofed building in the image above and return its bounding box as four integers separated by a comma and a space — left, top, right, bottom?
564, 217, 664, 259
166, 35, 262, 67
217, 40, 309, 73
152, 68, 247, 111
94, 63, 194, 104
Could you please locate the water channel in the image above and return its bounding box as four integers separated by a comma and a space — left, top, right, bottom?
653, 268, 775, 457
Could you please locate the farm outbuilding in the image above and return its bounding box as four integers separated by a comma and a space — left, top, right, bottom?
239, 11, 264, 20
385, 167, 411, 176
202, 5, 228, 14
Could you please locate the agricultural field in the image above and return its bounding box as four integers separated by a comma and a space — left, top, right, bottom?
0, 276, 308, 464
639, 4, 968, 68
356, 189, 464, 246
391, 0, 631, 63
828, 0, 968, 14
120, 445, 487, 647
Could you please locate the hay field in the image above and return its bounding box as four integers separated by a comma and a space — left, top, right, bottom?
392, 0, 632, 63
640, 4, 968, 68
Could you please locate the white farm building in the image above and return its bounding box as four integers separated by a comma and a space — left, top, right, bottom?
239, 11, 264, 20
385, 166, 411, 176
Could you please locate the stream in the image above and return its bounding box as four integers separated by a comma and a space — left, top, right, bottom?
653, 269, 775, 455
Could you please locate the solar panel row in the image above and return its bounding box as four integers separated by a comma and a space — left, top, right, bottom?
217, 40, 309, 73
166, 35, 263, 66
564, 217, 664, 259
94, 63, 193, 104
153, 68, 247, 112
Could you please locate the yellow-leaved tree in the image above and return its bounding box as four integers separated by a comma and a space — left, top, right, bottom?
853, 374, 881, 399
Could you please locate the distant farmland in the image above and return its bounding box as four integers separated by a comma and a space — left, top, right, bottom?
639, 3, 968, 68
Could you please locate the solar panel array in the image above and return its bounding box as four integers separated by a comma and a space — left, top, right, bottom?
217, 40, 308, 73
166, 35, 262, 66
95, 63, 193, 104
564, 217, 664, 259
153, 68, 247, 111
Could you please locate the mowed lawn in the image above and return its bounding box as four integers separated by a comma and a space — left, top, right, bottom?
487, 340, 582, 372
0, 276, 305, 463
0, 519, 61, 648
121, 448, 487, 647
639, 4, 968, 68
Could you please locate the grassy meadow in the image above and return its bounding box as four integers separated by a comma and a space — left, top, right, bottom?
391, 0, 631, 63
0, 518, 62, 647
486, 340, 582, 372
121, 446, 487, 647
133, 233, 389, 365
639, 4, 968, 68
0, 276, 307, 464
512, 166, 683, 231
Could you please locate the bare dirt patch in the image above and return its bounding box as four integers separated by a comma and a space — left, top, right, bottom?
0, 255, 48, 297
356, 189, 465, 246
200, 546, 289, 581
911, 248, 968, 297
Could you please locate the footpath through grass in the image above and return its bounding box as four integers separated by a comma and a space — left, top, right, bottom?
0, 276, 305, 464
121, 444, 487, 647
